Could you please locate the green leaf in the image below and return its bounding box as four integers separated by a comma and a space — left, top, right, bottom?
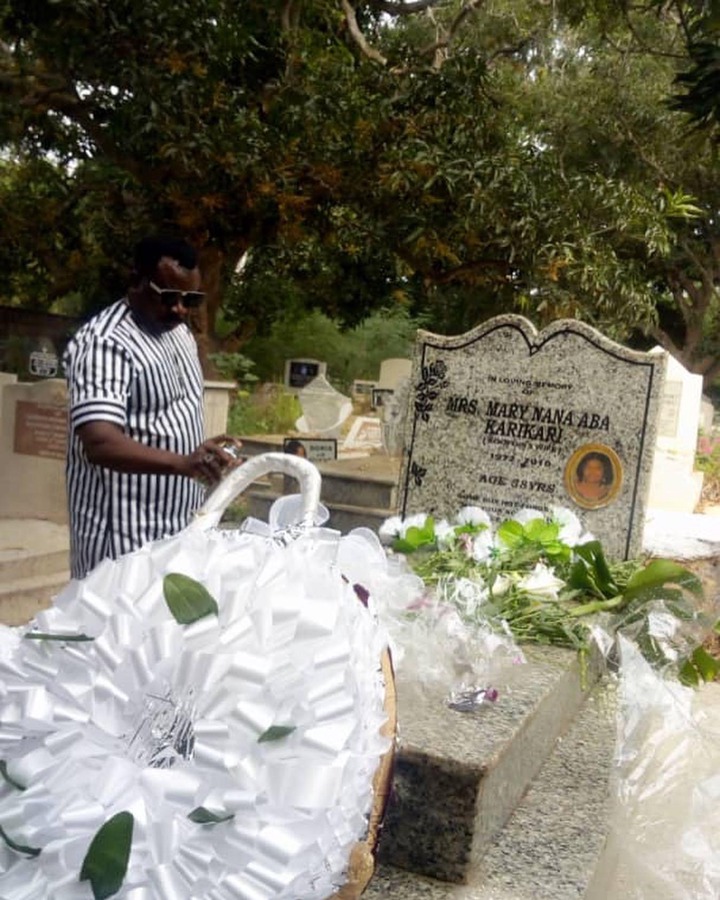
497, 520, 525, 547
688, 646, 720, 683
0, 824, 41, 857
24, 632, 94, 642
188, 806, 234, 824
0, 760, 25, 791
569, 541, 618, 598
257, 724, 296, 743
163, 573, 218, 624
80, 811, 134, 900
623, 560, 703, 601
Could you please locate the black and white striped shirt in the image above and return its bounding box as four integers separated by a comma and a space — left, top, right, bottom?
64, 299, 205, 579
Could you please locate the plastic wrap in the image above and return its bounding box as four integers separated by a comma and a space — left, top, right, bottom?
598, 636, 720, 899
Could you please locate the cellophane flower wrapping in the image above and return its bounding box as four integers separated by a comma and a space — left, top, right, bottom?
0, 518, 392, 899
600, 637, 720, 899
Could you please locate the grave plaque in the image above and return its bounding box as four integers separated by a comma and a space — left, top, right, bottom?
283, 437, 338, 463
29, 350, 59, 378
14, 401, 68, 460
284, 359, 327, 392
399, 316, 666, 560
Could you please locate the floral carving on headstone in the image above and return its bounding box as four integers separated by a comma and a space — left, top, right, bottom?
414, 360, 449, 422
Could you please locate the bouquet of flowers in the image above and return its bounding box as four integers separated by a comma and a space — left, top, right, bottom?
377, 505, 707, 683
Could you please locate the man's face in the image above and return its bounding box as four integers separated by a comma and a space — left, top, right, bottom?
141, 256, 203, 331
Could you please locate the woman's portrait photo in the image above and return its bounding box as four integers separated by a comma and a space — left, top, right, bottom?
564, 444, 622, 509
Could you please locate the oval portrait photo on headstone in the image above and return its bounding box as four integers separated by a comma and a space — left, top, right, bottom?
564, 443, 623, 510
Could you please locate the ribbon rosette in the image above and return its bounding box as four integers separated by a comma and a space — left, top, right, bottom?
0, 520, 391, 899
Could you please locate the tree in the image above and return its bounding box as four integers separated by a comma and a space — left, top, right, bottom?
1, 0, 718, 385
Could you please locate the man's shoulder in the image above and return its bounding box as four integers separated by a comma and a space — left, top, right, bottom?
74, 299, 132, 340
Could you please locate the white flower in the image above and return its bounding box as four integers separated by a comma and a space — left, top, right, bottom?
550, 506, 594, 547
455, 507, 492, 529
512, 508, 546, 526
490, 573, 513, 597
435, 519, 456, 548
518, 562, 566, 600
378, 515, 403, 544
472, 529, 497, 563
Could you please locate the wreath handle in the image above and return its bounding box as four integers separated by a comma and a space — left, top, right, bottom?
191, 451, 322, 532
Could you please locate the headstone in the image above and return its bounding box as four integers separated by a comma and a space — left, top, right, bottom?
398, 316, 666, 560
29, 349, 59, 378
0, 379, 69, 523
371, 388, 395, 410
647, 349, 704, 513
295, 374, 352, 438
343, 416, 383, 452
377, 358, 412, 390
282, 437, 338, 463
284, 358, 328, 393
351, 379, 377, 398
0, 372, 18, 436
203, 380, 236, 439
381, 377, 411, 457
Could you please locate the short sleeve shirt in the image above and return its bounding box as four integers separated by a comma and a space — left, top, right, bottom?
64, 299, 206, 578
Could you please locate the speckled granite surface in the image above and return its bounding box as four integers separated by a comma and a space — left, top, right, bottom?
366, 683, 617, 899
377, 645, 604, 882
398, 316, 666, 560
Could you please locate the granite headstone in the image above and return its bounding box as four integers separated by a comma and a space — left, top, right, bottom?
399, 316, 666, 560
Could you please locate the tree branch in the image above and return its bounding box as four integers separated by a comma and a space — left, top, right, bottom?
341, 0, 388, 65
369, 0, 442, 14
418, 0, 487, 65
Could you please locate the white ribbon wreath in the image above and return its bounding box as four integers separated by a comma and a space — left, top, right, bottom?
0, 514, 391, 899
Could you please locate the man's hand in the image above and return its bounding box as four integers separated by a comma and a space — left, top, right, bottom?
182, 435, 244, 486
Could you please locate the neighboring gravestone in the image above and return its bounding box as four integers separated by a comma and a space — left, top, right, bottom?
377, 358, 413, 390
295, 374, 352, 438
647, 349, 704, 513
0, 378, 69, 523
202, 380, 236, 439
343, 416, 383, 452
284, 358, 328, 393
381, 377, 411, 457
282, 437, 338, 462
399, 316, 666, 560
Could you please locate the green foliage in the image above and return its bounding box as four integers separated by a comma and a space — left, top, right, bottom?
80, 812, 134, 900
696, 438, 720, 497
207, 352, 258, 389
0, 824, 41, 858
496, 518, 571, 567
163, 573, 218, 625
242, 307, 419, 391
188, 807, 234, 824
1, 0, 719, 382
0, 760, 25, 791
389, 509, 706, 670
227, 388, 301, 436
258, 725, 296, 743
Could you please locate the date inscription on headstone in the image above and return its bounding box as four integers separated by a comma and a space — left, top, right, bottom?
14, 401, 68, 460
399, 316, 666, 560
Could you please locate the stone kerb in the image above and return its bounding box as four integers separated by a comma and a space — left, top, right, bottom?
399, 316, 666, 561
0, 378, 69, 523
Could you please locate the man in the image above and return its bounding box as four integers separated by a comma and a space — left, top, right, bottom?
64, 235, 241, 579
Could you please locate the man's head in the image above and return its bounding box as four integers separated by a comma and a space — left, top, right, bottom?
129, 236, 203, 330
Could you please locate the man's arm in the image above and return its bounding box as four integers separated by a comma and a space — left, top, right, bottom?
78, 421, 239, 485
